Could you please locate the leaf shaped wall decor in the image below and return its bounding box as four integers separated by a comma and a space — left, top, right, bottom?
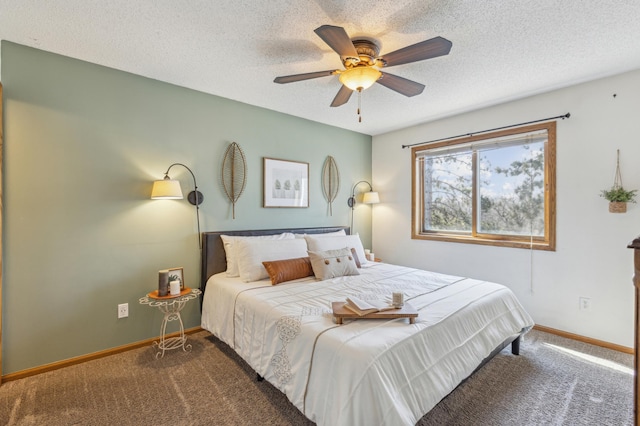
221, 142, 247, 219
322, 156, 340, 216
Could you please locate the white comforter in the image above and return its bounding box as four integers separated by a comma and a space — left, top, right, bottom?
201, 262, 534, 426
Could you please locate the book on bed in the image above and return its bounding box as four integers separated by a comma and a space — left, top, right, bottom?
344, 296, 397, 316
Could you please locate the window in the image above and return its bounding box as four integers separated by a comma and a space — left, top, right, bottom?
412, 122, 556, 250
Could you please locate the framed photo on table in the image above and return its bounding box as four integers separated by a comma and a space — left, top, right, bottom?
263, 157, 309, 208
167, 267, 185, 290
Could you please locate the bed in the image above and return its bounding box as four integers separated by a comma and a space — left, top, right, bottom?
200, 226, 534, 425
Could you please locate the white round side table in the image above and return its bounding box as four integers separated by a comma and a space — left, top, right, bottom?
139, 287, 202, 359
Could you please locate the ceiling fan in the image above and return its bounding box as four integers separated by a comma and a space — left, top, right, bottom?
274, 25, 453, 112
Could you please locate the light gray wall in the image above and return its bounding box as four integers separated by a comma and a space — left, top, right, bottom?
373, 69, 640, 348
1, 41, 372, 374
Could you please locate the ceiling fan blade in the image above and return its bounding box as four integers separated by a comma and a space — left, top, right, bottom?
380, 36, 452, 68
314, 25, 358, 58
274, 70, 337, 84
330, 85, 353, 107
376, 72, 425, 97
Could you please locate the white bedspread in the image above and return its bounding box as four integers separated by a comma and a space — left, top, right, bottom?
201, 262, 534, 426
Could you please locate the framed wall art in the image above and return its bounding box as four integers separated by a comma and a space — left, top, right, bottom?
167, 267, 185, 290
263, 157, 309, 208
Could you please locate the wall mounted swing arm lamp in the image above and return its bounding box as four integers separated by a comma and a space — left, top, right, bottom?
347, 180, 380, 235
151, 162, 204, 249
347, 180, 380, 209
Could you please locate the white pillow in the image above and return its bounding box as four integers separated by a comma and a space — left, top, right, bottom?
304, 234, 369, 266
308, 248, 360, 280
220, 233, 294, 277
236, 238, 309, 282
294, 229, 346, 238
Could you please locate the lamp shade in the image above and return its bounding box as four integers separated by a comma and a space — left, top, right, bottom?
339, 67, 382, 91
151, 179, 183, 199
362, 191, 380, 204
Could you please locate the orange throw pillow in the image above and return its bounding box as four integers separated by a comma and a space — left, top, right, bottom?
262, 257, 314, 285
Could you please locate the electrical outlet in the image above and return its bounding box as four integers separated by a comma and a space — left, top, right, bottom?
118, 303, 129, 318
579, 297, 592, 311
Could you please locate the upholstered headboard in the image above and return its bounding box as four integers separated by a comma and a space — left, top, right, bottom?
199, 226, 350, 295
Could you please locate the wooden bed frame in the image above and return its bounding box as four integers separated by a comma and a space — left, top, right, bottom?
199, 225, 523, 410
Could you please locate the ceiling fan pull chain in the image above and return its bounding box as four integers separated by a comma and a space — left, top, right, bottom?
357, 88, 362, 122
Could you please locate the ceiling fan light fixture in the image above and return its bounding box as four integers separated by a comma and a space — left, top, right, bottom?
339, 66, 382, 91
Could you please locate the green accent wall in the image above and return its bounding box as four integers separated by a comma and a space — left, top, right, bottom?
1, 41, 372, 374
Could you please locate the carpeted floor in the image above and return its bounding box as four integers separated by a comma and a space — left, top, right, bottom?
419, 330, 633, 425
0, 329, 633, 425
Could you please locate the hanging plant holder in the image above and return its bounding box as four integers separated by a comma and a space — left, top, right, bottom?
600, 149, 637, 213
609, 202, 627, 213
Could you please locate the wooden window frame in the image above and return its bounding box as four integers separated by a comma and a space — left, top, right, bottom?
411, 121, 556, 251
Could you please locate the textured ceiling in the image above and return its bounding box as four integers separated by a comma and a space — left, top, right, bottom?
1, 1, 640, 136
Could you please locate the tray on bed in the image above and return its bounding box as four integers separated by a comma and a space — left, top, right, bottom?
331, 301, 418, 324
